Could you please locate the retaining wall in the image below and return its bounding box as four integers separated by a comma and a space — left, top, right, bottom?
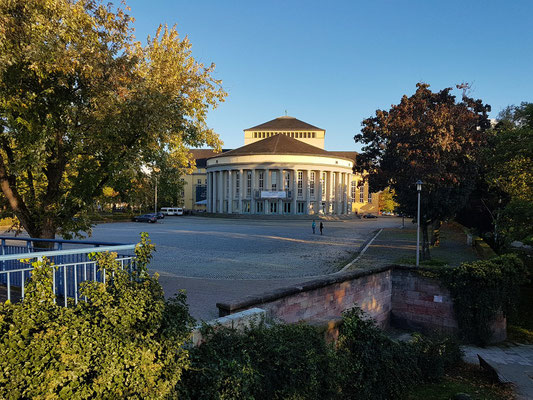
216, 265, 506, 342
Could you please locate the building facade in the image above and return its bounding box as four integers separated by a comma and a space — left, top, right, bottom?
202, 116, 380, 215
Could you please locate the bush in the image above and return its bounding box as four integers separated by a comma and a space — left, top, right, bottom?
178, 322, 336, 400
439, 254, 529, 344
0, 233, 193, 400
409, 333, 462, 382
335, 308, 420, 399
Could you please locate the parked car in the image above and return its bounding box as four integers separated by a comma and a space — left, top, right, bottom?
155, 212, 165, 219
362, 213, 378, 219
132, 214, 157, 223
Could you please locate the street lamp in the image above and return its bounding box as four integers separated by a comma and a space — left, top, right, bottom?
153, 166, 160, 214
416, 180, 423, 267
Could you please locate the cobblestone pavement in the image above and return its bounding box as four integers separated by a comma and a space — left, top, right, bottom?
463, 344, 533, 399
86, 216, 403, 279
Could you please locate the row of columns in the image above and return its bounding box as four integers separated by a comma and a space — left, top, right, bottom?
207, 168, 352, 215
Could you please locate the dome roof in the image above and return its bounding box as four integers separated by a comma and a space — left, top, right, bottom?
245, 116, 324, 132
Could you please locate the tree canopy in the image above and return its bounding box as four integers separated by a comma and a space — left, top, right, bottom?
354, 83, 491, 258
0, 0, 226, 239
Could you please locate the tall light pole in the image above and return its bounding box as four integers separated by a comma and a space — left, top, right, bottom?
153, 166, 160, 214
416, 180, 423, 267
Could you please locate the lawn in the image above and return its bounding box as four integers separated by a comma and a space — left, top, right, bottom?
409, 362, 514, 400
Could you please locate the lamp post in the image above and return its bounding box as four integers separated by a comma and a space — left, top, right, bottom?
153, 167, 160, 214
416, 180, 423, 267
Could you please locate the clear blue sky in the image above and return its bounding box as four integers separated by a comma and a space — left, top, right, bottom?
127, 0, 533, 151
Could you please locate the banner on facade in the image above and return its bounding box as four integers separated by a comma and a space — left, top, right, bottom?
261, 191, 287, 199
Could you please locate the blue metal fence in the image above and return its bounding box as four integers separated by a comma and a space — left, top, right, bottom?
0, 237, 136, 305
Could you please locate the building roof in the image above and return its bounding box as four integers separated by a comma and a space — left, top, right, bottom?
209, 134, 353, 162
245, 116, 324, 132
328, 151, 358, 162
190, 149, 231, 168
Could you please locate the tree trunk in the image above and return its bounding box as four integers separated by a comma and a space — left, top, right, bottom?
431, 220, 441, 247
421, 222, 431, 260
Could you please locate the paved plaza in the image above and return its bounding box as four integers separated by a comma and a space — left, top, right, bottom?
85, 216, 402, 319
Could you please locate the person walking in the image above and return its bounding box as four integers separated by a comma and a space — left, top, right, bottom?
312, 220, 316, 234
319, 221, 324, 235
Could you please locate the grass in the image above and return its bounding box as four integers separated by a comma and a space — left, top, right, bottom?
409, 362, 514, 400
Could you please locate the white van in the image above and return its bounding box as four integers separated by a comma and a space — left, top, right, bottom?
161, 207, 183, 216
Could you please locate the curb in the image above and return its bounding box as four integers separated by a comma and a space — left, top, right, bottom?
335, 228, 383, 274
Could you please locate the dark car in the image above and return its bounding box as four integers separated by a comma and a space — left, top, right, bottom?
155, 212, 165, 219
132, 214, 157, 223
362, 213, 378, 219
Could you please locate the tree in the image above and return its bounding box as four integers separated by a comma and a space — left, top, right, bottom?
485, 103, 533, 245
354, 83, 491, 259
0, 0, 225, 240
378, 188, 398, 213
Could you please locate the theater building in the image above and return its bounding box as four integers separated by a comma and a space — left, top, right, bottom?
202, 116, 380, 215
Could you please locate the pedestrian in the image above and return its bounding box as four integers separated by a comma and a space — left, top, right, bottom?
312, 220, 316, 234
319, 221, 324, 235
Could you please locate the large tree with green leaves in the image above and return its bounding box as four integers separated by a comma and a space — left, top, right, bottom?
354, 83, 491, 259
485, 103, 533, 246
0, 0, 225, 240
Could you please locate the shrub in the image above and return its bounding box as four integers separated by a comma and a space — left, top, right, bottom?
409, 333, 462, 382
0, 233, 193, 400
439, 254, 529, 344
335, 308, 420, 400
178, 322, 336, 400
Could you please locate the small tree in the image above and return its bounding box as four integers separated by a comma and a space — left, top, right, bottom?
0, 233, 194, 399
355, 83, 491, 259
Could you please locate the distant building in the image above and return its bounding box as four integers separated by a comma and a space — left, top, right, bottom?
186, 116, 380, 215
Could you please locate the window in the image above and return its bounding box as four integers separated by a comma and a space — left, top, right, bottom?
297, 171, 303, 197
285, 172, 290, 190
271, 171, 277, 191
359, 187, 364, 203
247, 171, 252, 197
297, 202, 305, 214
312, 132, 316, 138
270, 201, 277, 213
259, 172, 264, 190
310, 172, 315, 197
351, 181, 357, 201
243, 201, 250, 213
197, 179, 202, 185
321, 172, 326, 198
283, 202, 291, 214
225, 173, 229, 198
368, 192, 372, 203
235, 172, 240, 196
256, 201, 264, 213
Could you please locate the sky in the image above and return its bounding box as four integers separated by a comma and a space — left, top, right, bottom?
127, 0, 533, 151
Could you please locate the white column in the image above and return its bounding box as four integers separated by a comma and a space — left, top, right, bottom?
218, 171, 223, 213
207, 172, 212, 213
251, 169, 256, 214
305, 170, 310, 214
238, 169, 243, 214
326, 171, 332, 214
291, 169, 297, 214
317, 170, 323, 214
278, 168, 283, 214
343, 173, 349, 214
335, 172, 341, 215
227, 170, 232, 214
264, 169, 270, 214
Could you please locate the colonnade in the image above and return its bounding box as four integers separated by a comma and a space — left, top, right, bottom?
206, 167, 353, 215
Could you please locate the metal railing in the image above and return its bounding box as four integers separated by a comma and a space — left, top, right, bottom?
0, 237, 136, 305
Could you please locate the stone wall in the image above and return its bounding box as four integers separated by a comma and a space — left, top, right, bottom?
391, 268, 457, 334
216, 265, 506, 343
217, 266, 392, 327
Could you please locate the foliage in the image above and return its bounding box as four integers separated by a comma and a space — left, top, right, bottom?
0, 0, 226, 240
354, 83, 491, 259
178, 321, 335, 400
0, 233, 193, 399
335, 308, 420, 399
439, 254, 529, 344
409, 333, 462, 383
379, 187, 398, 213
